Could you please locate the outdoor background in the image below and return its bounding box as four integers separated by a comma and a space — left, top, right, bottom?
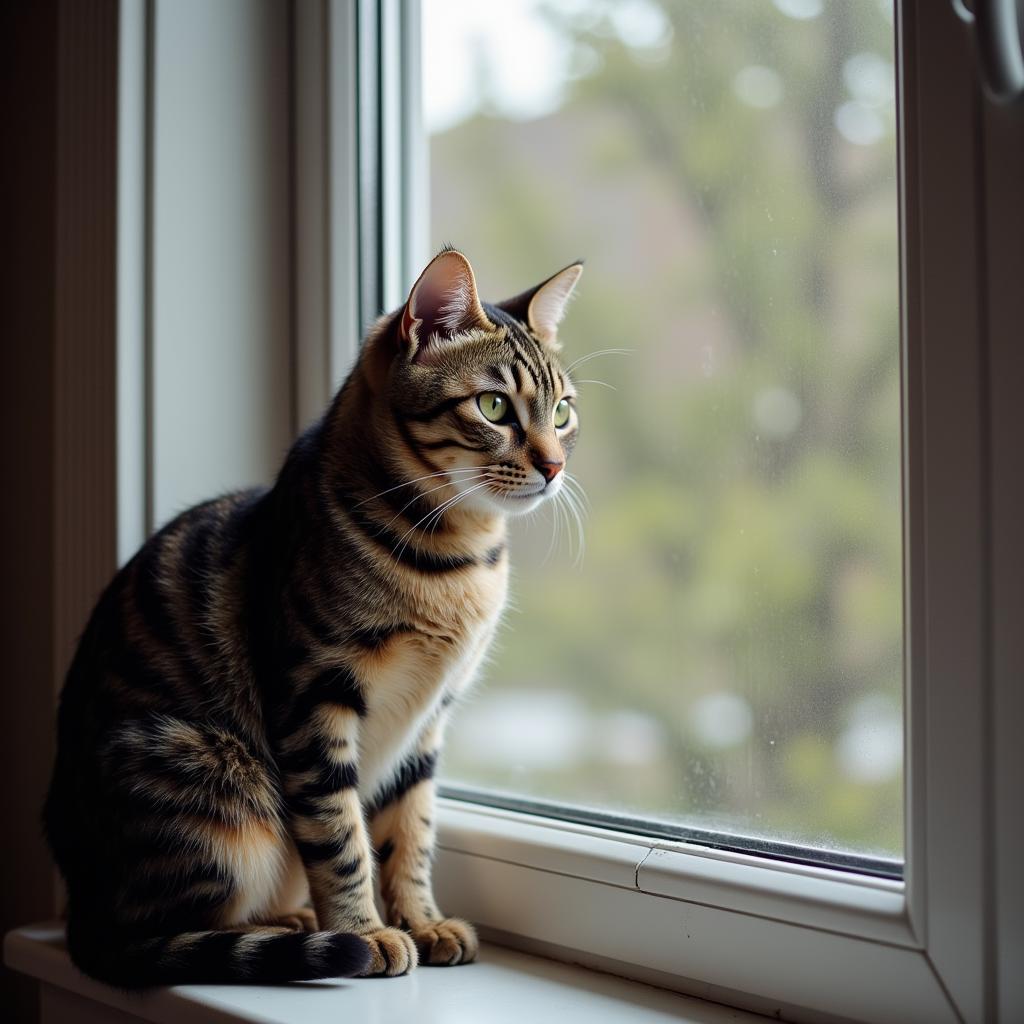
424, 0, 902, 860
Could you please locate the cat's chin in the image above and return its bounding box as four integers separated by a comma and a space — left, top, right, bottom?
498, 493, 547, 517
471, 488, 550, 518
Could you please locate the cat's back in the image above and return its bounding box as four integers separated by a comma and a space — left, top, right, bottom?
48, 488, 269, 794
44, 487, 274, 878
74, 488, 263, 696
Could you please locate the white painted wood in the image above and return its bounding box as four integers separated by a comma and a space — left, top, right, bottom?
401, 0, 429, 287
981, 85, 1024, 1024
432, 848, 954, 1024
326, 0, 362, 380
908, 6, 989, 1013
380, 0, 405, 309
7, 924, 763, 1024
432, 801, 951, 1019
638, 848, 907, 947
150, 0, 293, 524
439, 802, 648, 890
294, 0, 331, 427
895, 0, 928, 959
438, 800, 910, 946
899, 3, 1023, 1020
294, 0, 363, 427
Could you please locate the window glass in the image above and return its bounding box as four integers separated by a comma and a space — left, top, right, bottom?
423, 0, 902, 861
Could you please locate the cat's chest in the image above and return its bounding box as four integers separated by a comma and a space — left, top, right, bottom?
397, 551, 508, 638
355, 560, 507, 796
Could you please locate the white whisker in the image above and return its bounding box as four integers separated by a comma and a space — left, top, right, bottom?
419, 481, 493, 548
559, 480, 587, 566
563, 347, 632, 375
350, 467, 484, 511
563, 472, 591, 512
390, 480, 492, 565
381, 473, 489, 532
556, 491, 572, 560
542, 490, 562, 565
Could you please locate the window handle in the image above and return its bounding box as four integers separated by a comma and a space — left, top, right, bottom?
953, 0, 1024, 105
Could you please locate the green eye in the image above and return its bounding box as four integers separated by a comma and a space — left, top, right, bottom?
478, 392, 509, 423
554, 398, 572, 428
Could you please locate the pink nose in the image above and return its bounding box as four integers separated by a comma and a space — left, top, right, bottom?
533, 458, 564, 483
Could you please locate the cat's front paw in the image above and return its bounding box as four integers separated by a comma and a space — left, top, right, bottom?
359, 927, 419, 977
409, 917, 478, 966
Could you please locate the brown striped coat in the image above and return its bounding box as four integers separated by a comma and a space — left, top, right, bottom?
43, 249, 583, 985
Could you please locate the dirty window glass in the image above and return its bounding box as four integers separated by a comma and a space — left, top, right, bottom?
423, 0, 902, 864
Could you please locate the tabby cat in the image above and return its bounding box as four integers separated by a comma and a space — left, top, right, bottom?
42, 249, 583, 987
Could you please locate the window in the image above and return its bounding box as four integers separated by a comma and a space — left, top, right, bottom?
35, 2, 1018, 1022
423, 0, 903, 871
405, 2, 1019, 1020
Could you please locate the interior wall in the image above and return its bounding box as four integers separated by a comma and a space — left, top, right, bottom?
150, 0, 294, 526
0, 4, 61, 1022
0, 3, 294, 1021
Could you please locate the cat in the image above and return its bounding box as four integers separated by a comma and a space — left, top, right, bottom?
42, 248, 583, 987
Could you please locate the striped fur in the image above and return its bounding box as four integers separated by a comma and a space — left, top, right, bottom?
43, 250, 582, 985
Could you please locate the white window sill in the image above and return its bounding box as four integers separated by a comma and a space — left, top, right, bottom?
5, 922, 766, 1024
432, 800, 957, 1024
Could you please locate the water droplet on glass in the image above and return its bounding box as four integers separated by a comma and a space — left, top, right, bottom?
701, 344, 714, 378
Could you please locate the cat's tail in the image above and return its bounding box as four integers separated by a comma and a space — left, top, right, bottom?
67, 924, 372, 987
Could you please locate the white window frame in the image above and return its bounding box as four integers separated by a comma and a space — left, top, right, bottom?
92, 2, 1020, 1022
292, 0, 424, 425
293, 3, 1017, 1022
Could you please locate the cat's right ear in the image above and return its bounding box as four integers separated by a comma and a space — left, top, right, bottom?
364, 249, 493, 391
398, 249, 493, 362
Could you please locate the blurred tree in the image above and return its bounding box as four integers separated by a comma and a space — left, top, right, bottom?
429, 0, 902, 858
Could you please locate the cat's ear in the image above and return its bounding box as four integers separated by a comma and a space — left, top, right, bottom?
497, 261, 583, 349
398, 248, 493, 362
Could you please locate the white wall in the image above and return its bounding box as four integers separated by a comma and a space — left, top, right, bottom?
151, 0, 293, 525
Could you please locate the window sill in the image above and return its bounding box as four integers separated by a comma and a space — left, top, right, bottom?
433, 799, 956, 1024
435, 798, 909, 943
4, 922, 764, 1024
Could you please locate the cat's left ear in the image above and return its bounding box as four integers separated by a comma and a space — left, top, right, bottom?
398, 248, 493, 363
497, 261, 584, 350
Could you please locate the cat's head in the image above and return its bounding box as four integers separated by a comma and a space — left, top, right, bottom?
363, 248, 582, 518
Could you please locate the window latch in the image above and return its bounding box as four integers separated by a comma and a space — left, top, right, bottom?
953, 0, 1024, 105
